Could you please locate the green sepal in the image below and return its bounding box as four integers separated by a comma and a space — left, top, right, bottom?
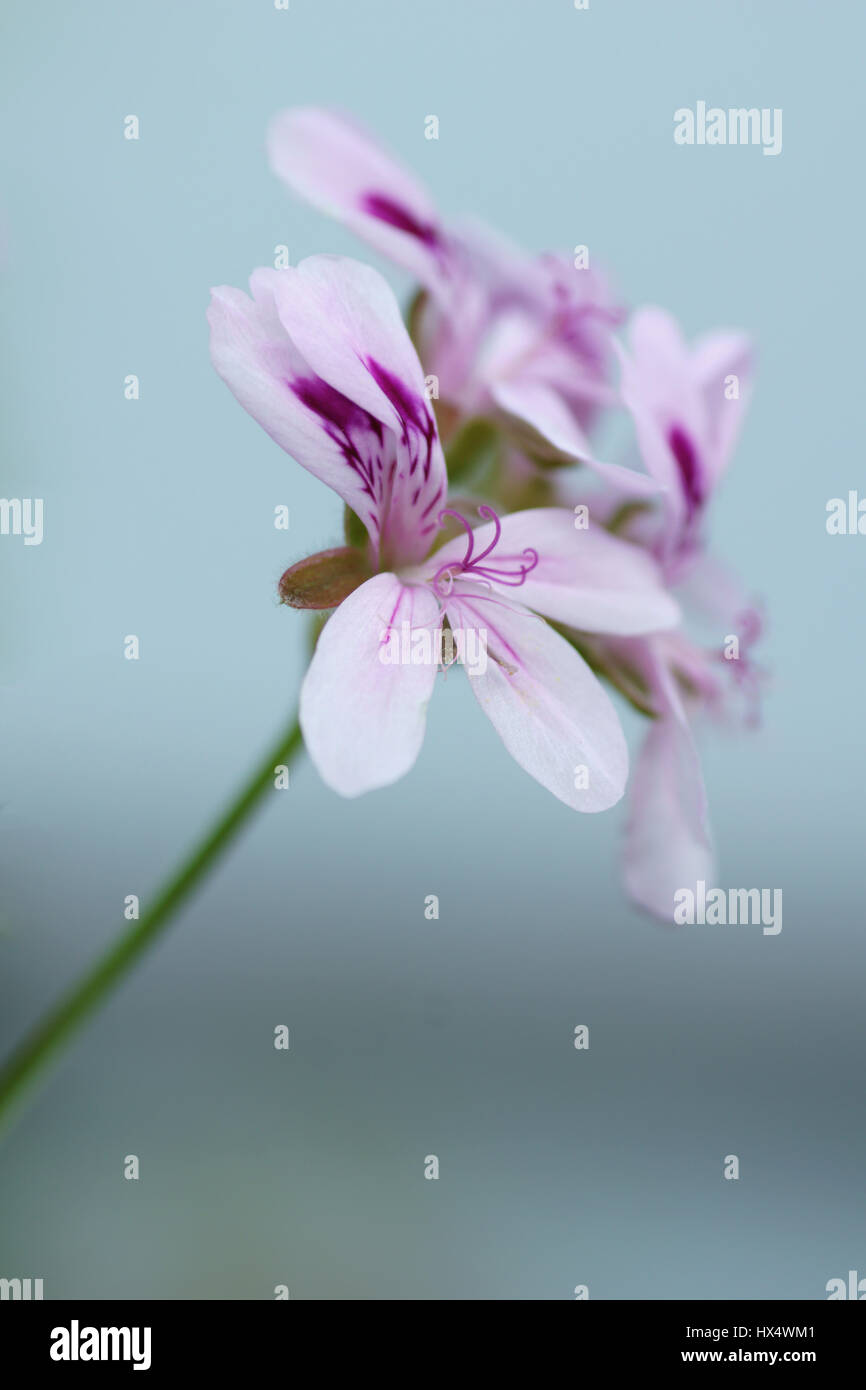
405, 287, 429, 349
606, 500, 654, 536
278, 546, 372, 610
343, 505, 370, 549
444, 416, 501, 488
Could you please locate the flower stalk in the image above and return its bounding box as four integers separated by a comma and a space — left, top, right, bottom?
0, 714, 303, 1135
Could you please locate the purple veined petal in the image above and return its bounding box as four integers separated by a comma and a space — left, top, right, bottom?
619, 383, 692, 552
209, 270, 385, 547
692, 330, 753, 488
208, 264, 447, 568
444, 593, 628, 812
267, 107, 447, 291
622, 650, 714, 920
619, 308, 705, 432
627, 306, 691, 387
666, 423, 705, 519
431, 508, 680, 635
300, 574, 441, 797
617, 309, 719, 520
490, 377, 662, 497
271, 256, 431, 432
271, 257, 448, 567
614, 339, 702, 561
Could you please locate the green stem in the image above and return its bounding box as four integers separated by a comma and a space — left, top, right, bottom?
0, 714, 304, 1135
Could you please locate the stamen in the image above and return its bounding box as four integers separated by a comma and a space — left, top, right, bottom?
431, 507, 539, 599
468, 505, 502, 565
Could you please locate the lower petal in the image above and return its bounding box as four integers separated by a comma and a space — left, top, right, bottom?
300, 574, 440, 797
445, 594, 628, 812
623, 656, 714, 919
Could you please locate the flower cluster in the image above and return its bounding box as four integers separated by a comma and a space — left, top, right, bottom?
208, 107, 764, 920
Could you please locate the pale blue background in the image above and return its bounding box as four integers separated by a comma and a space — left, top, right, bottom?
0, 0, 863, 1299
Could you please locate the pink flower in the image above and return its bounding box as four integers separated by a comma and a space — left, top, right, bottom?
208, 255, 679, 807
555, 332, 762, 924
567, 304, 762, 919
266, 106, 658, 497
616, 306, 753, 579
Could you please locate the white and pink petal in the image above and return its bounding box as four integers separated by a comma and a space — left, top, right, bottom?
621, 644, 715, 919
209, 260, 447, 568
208, 270, 383, 545
271, 257, 447, 567
299, 574, 441, 798
429, 508, 680, 635
267, 107, 447, 291
444, 593, 628, 812
491, 378, 661, 496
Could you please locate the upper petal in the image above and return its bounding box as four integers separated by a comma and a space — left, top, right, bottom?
627, 306, 692, 392
208, 269, 384, 542
618, 308, 751, 522
444, 593, 628, 811
692, 329, 753, 487
267, 107, 447, 291
269, 255, 429, 428
271, 256, 448, 566
208, 260, 447, 567
300, 574, 440, 797
491, 377, 661, 496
